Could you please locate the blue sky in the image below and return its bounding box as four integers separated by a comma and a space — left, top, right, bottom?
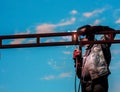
0, 0, 120, 92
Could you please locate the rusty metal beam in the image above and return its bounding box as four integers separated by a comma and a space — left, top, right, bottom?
0, 32, 78, 49
1, 30, 120, 39
0, 32, 76, 39
0, 42, 79, 49
0, 30, 120, 49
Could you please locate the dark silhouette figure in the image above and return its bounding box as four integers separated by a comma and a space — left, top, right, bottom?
73, 25, 116, 92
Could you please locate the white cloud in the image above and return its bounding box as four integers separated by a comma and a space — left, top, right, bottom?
36, 17, 76, 33
36, 23, 55, 33
83, 8, 105, 18
28, 39, 36, 43
10, 38, 25, 44
58, 72, 72, 78
40, 72, 72, 80
48, 61, 58, 69
14, 30, 30, 35
10, 31, 30, 44
70, 10, 78, 15
62, 36, 72, 41
48, 60, 66, 69
40, 75, 55, 80
83, 12, 93, 18
115, 18, 120, 24
93, 19, 101, 25
58, 17, 76, 26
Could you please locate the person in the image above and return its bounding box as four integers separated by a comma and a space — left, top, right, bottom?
73, 25, 116, 92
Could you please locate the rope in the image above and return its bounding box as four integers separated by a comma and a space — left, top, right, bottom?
75, 72, 77, 92
74, 58, 81, 92
78, 80, 81, 92
74, 37, 82, 92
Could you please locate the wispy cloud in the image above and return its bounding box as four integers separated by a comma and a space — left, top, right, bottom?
10, 31, 30, 44
36, 17, 76, 33
40, 75, 55, 80
58, 72, 72, 78
36, 23, 55, 33
62, 36, 72, 42
93, 19, 101, 25
59, 17, 76, 26
115, 18, 120, 24
83, 8, 105, 18
48, 60, 66, 69
10, 38, 25, 44
70, 10, 78, 15
14, 30, 30, 35
40, 72, 72, 80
